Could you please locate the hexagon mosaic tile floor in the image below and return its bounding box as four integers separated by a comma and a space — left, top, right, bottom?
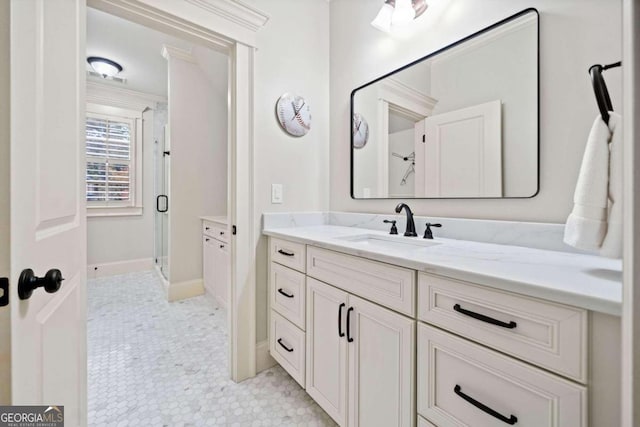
88, 271, 336, 427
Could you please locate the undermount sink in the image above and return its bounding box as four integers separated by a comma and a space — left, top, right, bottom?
336, 234, 441, 251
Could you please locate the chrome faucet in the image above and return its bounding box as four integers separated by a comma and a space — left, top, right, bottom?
395, 203, 417, 237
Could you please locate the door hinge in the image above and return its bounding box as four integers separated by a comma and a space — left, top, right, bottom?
0, 277, 8, 307
232, 225, 237, 235
422, 134, 426, 143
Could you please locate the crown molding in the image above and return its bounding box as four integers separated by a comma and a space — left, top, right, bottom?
161, 44, 196, 63
184, 0, 269, 32
86, 80, 167, 112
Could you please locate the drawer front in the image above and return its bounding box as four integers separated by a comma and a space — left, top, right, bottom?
203, 221, 229, 243
307, 246, 415, 316
417, 323, 586, 427
270, 310, 306, 388
270, 238, 306, 273
418, 273, 587, 382
270, 262, 306, 330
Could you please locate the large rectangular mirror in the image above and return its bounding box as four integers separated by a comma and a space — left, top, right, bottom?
351, 9, 538, 199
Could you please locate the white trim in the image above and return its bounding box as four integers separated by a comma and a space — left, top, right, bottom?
86, 81, 166, 111
377, 78, 438, 118
167, 278, 205, 302
256, 340, 276, 373
184, 0, 269, 32
87, 257, 154, 278
161, 44, 196, 63
622, 0, 640, 425
87, 206, 143, 217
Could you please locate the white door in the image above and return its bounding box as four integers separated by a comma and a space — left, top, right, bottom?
306, 278, 348, 426
347, 294, 415, 427
10, 1, 87, 426
419, 100, 502, 197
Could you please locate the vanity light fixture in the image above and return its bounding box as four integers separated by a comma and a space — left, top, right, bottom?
87, 56, 123, 78
371, 0, 428, 33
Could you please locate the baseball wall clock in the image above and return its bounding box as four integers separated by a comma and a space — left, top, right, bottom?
276, 93, 311, 137
352, 113, 369, 149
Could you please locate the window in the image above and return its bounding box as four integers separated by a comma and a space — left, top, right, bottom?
86, 105, 143, 216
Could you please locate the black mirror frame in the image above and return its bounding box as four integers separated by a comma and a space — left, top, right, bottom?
350, 8, 540, 200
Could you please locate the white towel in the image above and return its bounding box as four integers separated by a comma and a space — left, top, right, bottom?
564, 112, 622, 258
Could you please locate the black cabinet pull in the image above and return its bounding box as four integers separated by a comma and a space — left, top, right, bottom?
205, 238, 210, 242
277, 249, 295, 257
220, 244, 225, 249
277, 338, 294, 352
338, 303, 346, 337
454, 385, 518, 425
0, 277, 8, 307
453, 304, 517, 329
205, 226, 210, 230
278, 288, 294, 298
346, 307, 354, 342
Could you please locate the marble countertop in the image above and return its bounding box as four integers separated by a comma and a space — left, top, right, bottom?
263, 225, 623, 315
200, 215, 228, 226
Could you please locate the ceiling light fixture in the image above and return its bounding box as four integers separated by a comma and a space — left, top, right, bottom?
87, 56, 123, 78
371, 0, 428, 33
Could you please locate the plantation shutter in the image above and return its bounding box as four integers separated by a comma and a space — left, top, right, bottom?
86, 115, 133, 205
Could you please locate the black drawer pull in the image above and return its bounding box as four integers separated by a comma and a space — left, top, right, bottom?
278, 288, 294, 298
205, 226, 210, 230
277, 338, 294, 352
205, 238, 210, 242
453, 304, 517, 329
454, 385, 517, 425
346, 307, 354, 342
338, 303, 346, 337
277, 249, 295, 257
220, 231, 225, 235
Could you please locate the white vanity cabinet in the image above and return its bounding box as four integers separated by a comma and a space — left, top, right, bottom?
202, 218, 229, 308
266, 235, 619, 427
306, 277, 415, 427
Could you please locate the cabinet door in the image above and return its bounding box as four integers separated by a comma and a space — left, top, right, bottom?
216, 241, 229, 308
203, 236, 216, 295
306, 278, 348, 426
347, 294, 415, 427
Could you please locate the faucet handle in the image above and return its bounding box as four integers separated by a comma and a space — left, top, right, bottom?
424, 223, 442, 239
383, 219, 398, 235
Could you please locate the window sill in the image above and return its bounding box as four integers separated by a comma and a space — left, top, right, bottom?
87, 207, 143, 217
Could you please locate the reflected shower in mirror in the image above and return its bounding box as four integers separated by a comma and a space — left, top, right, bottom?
351, 9, 538, 199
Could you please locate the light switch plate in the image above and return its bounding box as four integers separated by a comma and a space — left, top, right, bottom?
271, 184, 283, 204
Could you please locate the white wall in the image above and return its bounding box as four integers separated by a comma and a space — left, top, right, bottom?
330, 0, 622, 223
166, 47, 228, 285
242, 0, 331, 343
0, 0, 10, 406
87, 107, 156, 268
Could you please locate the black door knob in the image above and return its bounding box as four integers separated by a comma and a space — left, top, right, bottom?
18, 268, 64, 300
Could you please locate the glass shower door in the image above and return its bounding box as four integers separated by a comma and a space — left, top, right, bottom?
155, 124, 170, 279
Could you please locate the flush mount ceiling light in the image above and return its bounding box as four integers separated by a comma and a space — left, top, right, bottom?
371, 0, 428, 33
87, 56, 123, 78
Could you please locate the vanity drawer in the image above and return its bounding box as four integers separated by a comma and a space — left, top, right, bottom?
417, 323, 586, 427
307, 246, 415, 316
270, 310, 306, 388
270, 238, 306, 273
418, 273, 587, 382
270, 262, 306, 330
203, 221, 229, 243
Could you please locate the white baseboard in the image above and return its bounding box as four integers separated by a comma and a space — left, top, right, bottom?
87, 257, 154, 278
256, 340, 276, 373
167, 278, 205, 302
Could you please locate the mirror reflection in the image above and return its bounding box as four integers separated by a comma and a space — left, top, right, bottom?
351, 10, 538, 199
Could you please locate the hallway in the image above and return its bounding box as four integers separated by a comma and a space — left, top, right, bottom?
87, 271, 335, 426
